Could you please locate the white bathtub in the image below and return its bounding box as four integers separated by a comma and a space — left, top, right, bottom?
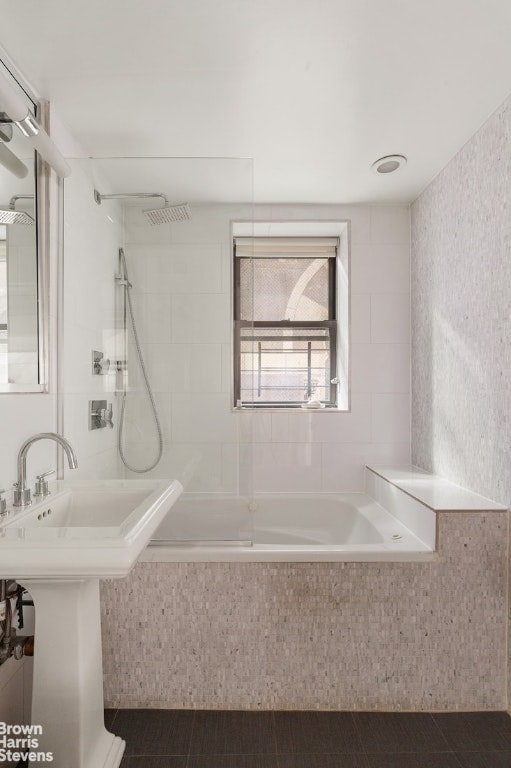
141, 492, 435, 562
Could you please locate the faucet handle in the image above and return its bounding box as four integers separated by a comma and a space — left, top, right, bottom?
13, 483, 31, 508
36, 470, 56, 481
34, 470, 56, 498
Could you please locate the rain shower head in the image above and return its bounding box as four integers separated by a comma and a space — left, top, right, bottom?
0, 194, 35, 225
94, 189, 192, 225
143, 202, 192, 225
0, 208, 34, 225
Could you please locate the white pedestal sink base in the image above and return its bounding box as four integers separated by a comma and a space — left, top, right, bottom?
22, 579, 125, 768
0, 479, 183, 765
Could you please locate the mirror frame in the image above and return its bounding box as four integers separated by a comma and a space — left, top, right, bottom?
0, 58, 50, 394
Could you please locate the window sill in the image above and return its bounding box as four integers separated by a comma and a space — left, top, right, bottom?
232, 406, 350, 414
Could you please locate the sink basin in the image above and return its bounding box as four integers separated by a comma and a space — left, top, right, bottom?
0, 478, 183, 579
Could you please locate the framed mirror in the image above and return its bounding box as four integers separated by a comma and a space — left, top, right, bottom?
0, 64, 41, 392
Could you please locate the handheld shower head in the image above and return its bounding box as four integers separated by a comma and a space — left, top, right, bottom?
143, 202, 192, 225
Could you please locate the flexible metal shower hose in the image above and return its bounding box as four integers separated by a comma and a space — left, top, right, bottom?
118, 252, 163, 473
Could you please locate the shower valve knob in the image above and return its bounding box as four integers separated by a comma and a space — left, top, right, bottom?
89, 400, 113, 430
100, 405, 114, 429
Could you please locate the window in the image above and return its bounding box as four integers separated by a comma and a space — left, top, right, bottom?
233, 236, 339, 408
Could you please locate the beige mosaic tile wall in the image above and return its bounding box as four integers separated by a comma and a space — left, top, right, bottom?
411, 90, 511, 711
411, 93, 511, 508
101, 511, 507, 710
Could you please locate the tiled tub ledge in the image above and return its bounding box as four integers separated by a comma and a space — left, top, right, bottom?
366, 464, 509, 552
366, 465, 509, 512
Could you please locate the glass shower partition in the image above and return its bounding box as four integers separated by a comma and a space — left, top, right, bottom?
62, 157, 255, 547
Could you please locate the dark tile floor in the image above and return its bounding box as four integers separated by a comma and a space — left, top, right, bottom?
104, 709, 511, 767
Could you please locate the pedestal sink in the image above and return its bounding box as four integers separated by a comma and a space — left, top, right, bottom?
0, 478, 183, 768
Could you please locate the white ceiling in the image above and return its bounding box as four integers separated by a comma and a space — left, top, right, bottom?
1, 0, 511, 203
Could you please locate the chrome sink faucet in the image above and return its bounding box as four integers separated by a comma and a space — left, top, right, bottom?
14, 432, 78, 507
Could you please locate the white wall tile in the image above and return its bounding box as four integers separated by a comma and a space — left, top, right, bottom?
350, 343, 373, 394
171, 293, 230, 343
120, 390, 171, 443
0, 394, 57, 489
270, 394, 372, 443
125, 246, 162, 293
62, 160, 123, 487
352, 343, 410, 394
171, 393, 238, 443
153, 392, 173, 438
270, 412, 316, 444
371, 205, 410, 244
322, 441, 411, 493
62, 392, 118, 465
351, 294, 371, 343
371, 294, 410, 343
124, 216, 173, 247
316, 395, 373, 443
143, 246, 175, 294
221, 443, 241, 494
237, 443, 255, 496
372, 393, 411, 443
351, 242, 410, 294
170, 208, 231, 245
124, 291, 147, 339
267, 204, 371, 244
364, 442, 411, 465
221, 243, 233, 294
93, 447, 121, 479
341, 206, 372, 244
321, 443, 367, 491
143, 294, 172, 343
166, 344, 223, 394
238, 411, 272, 443
164, 442, 225, 492
142, 343, 174, 392
63, 323, 106, 394
167, 244, 223, 294
252, 443, 322, 493
221, 342, 233, 394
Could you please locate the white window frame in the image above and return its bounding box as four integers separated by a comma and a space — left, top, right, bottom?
231, 221, 350, 412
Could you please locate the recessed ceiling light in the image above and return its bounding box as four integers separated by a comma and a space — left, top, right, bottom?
371, 154, 407, 175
